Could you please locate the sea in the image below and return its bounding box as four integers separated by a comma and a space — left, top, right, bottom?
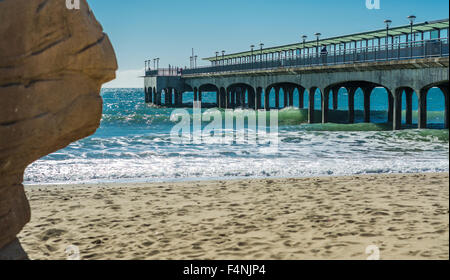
24, 88, 449, 185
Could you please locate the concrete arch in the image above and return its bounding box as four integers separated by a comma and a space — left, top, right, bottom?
418, 81, 449, 129
227, 83, 255, 109
199, 83, 219, 92
267, 82, 304, 109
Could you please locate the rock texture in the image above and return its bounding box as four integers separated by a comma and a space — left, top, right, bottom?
0, 0, 117, 258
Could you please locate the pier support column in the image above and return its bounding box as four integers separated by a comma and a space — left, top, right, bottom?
231, 91, 236, 109
148, 88, 153, 104
388, 90, 394, 123
256, 88, 262, 110
347, 87, 356, 124
265, 88, 270, 111
240, 88, 246, 109
363, 87, 373, 123
168, 89, 173, 106
332, 87, 338, 110
322, 89, 329, 124
199, 90, 202, 102
164, 88, 170, 105
298, 88, 304, 109
247, 88, 255, 109
222, 88, 227, 108
418, 88, 428, 129
175, 90, 181, 106
439, 86, 449, 129
153, 88, 157, 105
308, 89, 315, 124
194, 88, 198, 102
145, 87, 149, 103
156, 91, 162, 106
216, 90, 220, 107
283, 87, 288, 108
405, 88, 414, 125
235, 88, 242, 108
393, 88, 403, 130
275, 87, 280, 109
289, 87, 294, 107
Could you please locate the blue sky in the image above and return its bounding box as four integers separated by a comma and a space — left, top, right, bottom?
89, 0, 449, 87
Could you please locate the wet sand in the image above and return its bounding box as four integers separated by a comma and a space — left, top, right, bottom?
19, 173, 449, 260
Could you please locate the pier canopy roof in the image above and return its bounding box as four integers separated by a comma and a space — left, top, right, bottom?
203, 19, 449, 62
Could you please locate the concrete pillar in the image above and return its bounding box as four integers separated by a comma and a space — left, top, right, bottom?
288, 87, 294, 107
216, 90, 220, 107
145, 87, 149, 103
235, 88, 242, 108
347, 87, 356, 124
231, 91, 236, 109
241, 88, 246, 109
283, 87, 288, 108
275, 87, 280, 109
265, 88, 270, 111
439, 86, 449, 129
156, 91, 162, 106
175, 90, 181, 106
388, 91, 394, 123
148, 88, 153, 104
298, 88, 304, 109
194, 88, 198, 102
248, 88, 255, 109
363, 87, 373, 123
256, 88, 263, 110
393, 88, 403, 130
219, 88, 226, 108
308, 89, 315, 124
332, 88, 338, 110
199, 91, 202, 102
164, 88, 170, 105
322, 90, 329, 124
405, 88, 414, 125
418, 88, 428, 129
168, 89, 173, 106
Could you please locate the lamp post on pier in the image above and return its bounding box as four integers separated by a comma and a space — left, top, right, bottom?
315, 33, 321, 59
408, 15, 416, 58
222, 50, 225, 66
259, 43, 264, 62
250, 45, 255, 68
384, 19, 392, 60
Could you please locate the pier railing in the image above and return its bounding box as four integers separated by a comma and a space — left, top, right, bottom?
146, 67, 182, 77
146, 37, 449, 77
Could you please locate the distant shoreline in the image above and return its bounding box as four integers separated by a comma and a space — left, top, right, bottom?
23, 170, 450, 187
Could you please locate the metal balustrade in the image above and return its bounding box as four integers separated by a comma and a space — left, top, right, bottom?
145, 38, 449, 77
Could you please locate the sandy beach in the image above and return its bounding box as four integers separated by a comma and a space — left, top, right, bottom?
19, 173, 449, 260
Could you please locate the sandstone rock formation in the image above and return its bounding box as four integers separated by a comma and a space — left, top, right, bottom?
0, 0, 117, 259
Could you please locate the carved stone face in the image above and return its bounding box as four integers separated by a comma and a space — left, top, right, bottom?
0, 0, 117, 250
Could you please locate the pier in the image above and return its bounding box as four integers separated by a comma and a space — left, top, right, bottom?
144, 19, 449, 130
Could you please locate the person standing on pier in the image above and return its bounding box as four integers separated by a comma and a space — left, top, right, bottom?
321, 46, 328, 65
